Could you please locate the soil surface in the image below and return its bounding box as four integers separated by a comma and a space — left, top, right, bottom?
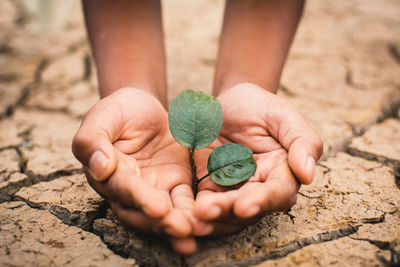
0, 0, 399, 266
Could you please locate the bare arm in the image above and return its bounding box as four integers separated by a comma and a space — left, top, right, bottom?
213, 0, 305, 95
83, 0, 167, 105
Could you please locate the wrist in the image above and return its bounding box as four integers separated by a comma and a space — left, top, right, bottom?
98, 75, 167, 106
101, 86, 166, 110
214, 79, 279, 97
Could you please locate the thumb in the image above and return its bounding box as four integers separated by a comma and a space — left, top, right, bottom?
72, 131, 117, 181
270, 100, 323, 185
287, 133, 323, 185
72, 102, 119, 182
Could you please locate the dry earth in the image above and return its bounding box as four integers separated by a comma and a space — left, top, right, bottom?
0, 0, 399, 266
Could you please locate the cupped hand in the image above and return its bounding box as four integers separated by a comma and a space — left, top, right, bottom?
72, 88, 211, 254
193, 83, 323, 234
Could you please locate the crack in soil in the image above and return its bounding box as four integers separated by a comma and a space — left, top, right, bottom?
347, 148, 400, 190
0, 57, 47, 119
348, 146, 400, 169
284, 209, 295, 224
278, 84, 296, 97
12, 195, 108, 232
21, 105, 70, 116
0, 145, 83, 204
350, 236, 391, 250
345, 69, 364, 90
297, 191, 320, 199
388, 43, 400, 65
15, 146, 28, 174
360, 213, 385, 224
93, 221, 176, 266
33, 58, 49, 84
83, 53, 92, 80
211, 225, 361, 267
394, 167, 400, 189
349, 236, 400, 266
26, 168, 84, 183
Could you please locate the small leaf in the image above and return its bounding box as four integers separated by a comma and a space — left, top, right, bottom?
168, 89, 223, 150
208, 143, 256, 186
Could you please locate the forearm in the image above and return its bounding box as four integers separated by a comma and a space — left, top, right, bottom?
213, 0, 305, 95
83, 0, 167, 105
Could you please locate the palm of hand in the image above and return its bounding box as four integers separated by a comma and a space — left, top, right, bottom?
194, 85, 299, 234
111, 99, 192, 210
82, 89, 195, 236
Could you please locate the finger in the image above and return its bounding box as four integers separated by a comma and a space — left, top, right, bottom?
233, 163, 299, 218
168, 184, 214, 236
190, 218, 215, 236
194, 189, 242, 220
125, 177, 171, 218
168, 237, 197, 255
205, 221, 247, 237
112, 201, 192, 238
287, 132, 323, 185
112, 167, 171, 218
88, 154, 171, 218
162, 209, 193, 237
163, 184, 194, 236
110, 202, 163, 234
193, 214, 261, 237
112, 202, 197, 255
72, 100, 121, 181
269, 101, 323, 185
113, 202, 197, 255
170, 184, 194, 212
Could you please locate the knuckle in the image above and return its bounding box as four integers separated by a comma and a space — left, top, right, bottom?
71, 131, 91, 161
71, 132, 84, 152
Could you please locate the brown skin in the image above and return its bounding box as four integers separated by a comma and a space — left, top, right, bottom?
214, 0, 305, 94
73, 88, 213, 254
193, 0, 322, 231
82, 0, 167, 104
194, 83, 322, 234
78, 0, 200, 254
74, 0, 322, 254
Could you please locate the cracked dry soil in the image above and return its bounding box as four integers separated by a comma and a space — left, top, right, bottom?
0, 0, 400, 266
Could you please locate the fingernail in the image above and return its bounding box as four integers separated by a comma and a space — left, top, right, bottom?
243, 205, 260, 217
205, 206, 221, 219
306, 156, 316, 178
89, 151, 109, 181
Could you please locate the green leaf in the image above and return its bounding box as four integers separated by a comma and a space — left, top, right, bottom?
168, 89, 223, 150
208, 143, 256, 186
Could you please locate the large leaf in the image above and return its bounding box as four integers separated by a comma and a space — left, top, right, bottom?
208, 143, 256, 186
168, 89, 223, 150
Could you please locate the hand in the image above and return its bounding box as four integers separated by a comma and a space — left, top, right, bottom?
72, 88, 211, 254
193, 83, 323, 234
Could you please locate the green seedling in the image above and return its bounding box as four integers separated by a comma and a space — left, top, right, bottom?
168, 89, 256, 197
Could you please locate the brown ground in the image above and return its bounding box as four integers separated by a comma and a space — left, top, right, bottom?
0, 0, 399, 266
